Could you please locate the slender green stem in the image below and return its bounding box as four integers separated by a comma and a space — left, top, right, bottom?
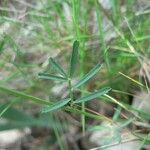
0, 99, 18, 118
137, 132, 150, 150
80, 59, 85, 134
95, 0, 110, 71
72, 0, 86, 134
72, 0, 80, 38
81, 100, 85, 133
68, 78, 74, 106
52, 115, 64, 150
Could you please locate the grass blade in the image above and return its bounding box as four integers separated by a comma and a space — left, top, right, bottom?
0, 39, 5, 54
69, 40, 79, 77
119, 72, 145, 87
0, 106, 62, 130
0, 99, 18, 118
0, 86, 51, 105
73, 87, 111, 104
42, 98, 71, 113
73, 63, 102, 89
38, 73, 67, 82
49, 57, 67, 78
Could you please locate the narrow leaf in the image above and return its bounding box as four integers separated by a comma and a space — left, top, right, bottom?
38, 73, 67, 82
42, 98, 71, 113
0, 40, 5, 54
0, 86, 51, 105
0, 106, 62, 130
73, 87, 111, 104
0, 100, 18, 118
49, 57, 67, 77
69, 40, 79, 77
73, 63, 102, 89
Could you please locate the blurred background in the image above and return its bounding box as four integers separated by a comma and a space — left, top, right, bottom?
0, 0, 150, 149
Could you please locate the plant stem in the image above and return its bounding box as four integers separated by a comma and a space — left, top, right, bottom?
72, 0, 86, 134
52, 115, 65, 150
80, 59, 86, 134
68, 78, 74, 106
95, 0, 110, 71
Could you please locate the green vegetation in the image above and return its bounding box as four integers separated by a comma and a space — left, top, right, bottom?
0, 0, 149, 149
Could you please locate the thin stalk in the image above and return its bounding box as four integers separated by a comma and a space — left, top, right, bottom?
72, 0, 86, 134
52, 115, 65, 150
0, 99, 19, 118
95, 0, 110, 71
137, 132, 150, 150
68, 78, 74, 106
72, 0, 80, 38
111, 0, 120, 25
80, 60, 85, 134
80, 2, 89, 134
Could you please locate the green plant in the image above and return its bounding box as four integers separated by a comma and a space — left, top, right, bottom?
0, 1, 149, 148
38, 40, 111, 113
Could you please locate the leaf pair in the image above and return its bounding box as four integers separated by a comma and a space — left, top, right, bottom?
41, 87, 111, 113
49, 57, 67, 78
38, 40, 79, 82
38, 57, 67, 82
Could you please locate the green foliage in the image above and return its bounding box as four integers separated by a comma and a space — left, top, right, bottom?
73, 87, 111, 104
69, 40, 79, 77
38, 40, 111, 113
0, 39, 5, 55
0, 104, 62, 131
42, 98, 71, 113
49, 57, 67, 78
73, 63, 102, 89
0, 0, 149, 148
38, 73, 67, 82
0, 86, 51, 105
